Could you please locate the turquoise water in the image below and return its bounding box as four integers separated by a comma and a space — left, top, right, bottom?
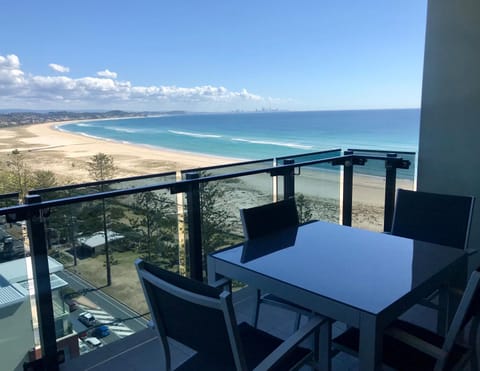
59, 109, 419, 160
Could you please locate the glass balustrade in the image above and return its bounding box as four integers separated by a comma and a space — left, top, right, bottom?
0, 149, 415, 368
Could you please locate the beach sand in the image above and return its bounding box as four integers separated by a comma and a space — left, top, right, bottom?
0, 121, 236, 184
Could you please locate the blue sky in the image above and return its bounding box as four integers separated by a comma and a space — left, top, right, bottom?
0, 1, 427, 112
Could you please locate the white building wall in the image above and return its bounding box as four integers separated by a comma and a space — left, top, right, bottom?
0, 301, 35, 371
418, 0, 480, 270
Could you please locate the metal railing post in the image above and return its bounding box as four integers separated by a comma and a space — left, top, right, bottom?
25, 194, 59, 371
185, 172, 203, 281
384, 153, 398, 232
342, 151, 354, 227
282, 159, 295, 199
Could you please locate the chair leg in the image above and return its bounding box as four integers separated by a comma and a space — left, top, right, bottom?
469, 317, 480, 371
252, 289, 261, 328
294, 313, 302, 331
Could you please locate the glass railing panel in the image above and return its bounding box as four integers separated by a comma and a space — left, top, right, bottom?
181, 159, 274, 178
0, 192, 20, 208
32, 172, 177, 201
197, 172, 274, 287
348, 149, 416, 192
44, 187, 179, 359
351, 158, 387, 232
200, 172, 275, 248
0, 220, 36, 371
295, 164, 341, 224
276, 156, 342, 224
277, 149, 342, 165
348, 149, 416, 232
396, 152, 416, 192
106, 172, 177, 191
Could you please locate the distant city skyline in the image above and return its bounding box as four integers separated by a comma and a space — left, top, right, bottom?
0, 1, 427, 112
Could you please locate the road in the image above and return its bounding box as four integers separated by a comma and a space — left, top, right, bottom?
57, 270, 149, 344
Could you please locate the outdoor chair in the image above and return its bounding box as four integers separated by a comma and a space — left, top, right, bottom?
332, 268, 480, 371
136, 258, 326, 371
240, 198, 313, 330
391, 189, 475, 251
391, 189, 476, 314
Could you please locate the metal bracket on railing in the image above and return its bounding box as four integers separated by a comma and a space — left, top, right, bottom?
5, 206, 50, 223
383, 154, 411, 232
269, 166, 299, 176
331, 155, 367, 167
385, 154, 411, 170
269, 166, 301, 176
169, 183, 188, 194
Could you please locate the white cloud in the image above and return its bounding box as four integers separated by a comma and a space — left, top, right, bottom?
0, 54, 25, 92
97, 69, 118, 79
0, 54, 267, 111
49, 63, 70, 73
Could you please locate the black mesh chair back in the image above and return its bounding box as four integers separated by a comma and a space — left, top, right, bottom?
136, 259, 238, 370
391, 189, 474, 249
240, 198, 299, 240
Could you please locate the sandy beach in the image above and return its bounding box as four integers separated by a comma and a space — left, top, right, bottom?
0, 121, 236, 184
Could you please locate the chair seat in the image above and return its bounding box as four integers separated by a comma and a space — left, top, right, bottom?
332, 320, 468, 371
177, 322, 311, 371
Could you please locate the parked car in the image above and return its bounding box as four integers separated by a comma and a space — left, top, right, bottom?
78, 311, 96, 327
84, 337, 103, 348
78, 339, 90, 355
65, 298, 79, 312
91, 325, 110, 338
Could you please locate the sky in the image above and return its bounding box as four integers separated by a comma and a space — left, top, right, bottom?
0, 1, 428, 112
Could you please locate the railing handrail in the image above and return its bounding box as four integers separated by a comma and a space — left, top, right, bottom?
31, 171, 177, 195
0, 191, 20, 200
179, 147, 343, 174
347, 148, 416, 155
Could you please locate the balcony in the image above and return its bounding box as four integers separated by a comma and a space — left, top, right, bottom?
0, 149, 418, 370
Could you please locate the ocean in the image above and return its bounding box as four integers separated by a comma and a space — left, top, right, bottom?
59, 109, 419, 160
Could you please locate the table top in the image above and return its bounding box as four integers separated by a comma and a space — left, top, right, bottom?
211, 221, 466, 315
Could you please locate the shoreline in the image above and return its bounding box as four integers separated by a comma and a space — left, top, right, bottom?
0, 120, 239, 183
56, 119, 251, 164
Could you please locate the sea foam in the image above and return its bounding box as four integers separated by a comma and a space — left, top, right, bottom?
232, 138, 313, 150
169, 130, 222, 138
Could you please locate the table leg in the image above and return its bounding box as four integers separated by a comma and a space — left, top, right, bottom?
359, 314, 382, 371
437, 283, 449, 335
318, 320, 331, 371
207, 255, 217, 285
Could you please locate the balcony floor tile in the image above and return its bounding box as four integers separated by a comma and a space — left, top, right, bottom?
62, 286, 470, 371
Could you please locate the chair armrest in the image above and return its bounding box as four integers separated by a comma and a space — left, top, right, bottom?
465, 248, 478, 256
385, 327, 447, 360
209, 277, 232, 291
253, 315, 328, 371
